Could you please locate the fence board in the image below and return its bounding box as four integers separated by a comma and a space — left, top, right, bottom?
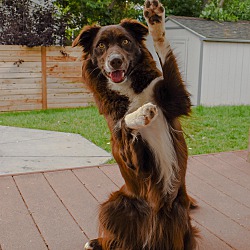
47, 72, 82, 78
46, 46, 79, 51
0, 86, 42, 94
47, 65, 82, 73
0, 45, 41, 51
0, 101, 42, 112
41, 46, 47, 109
48, 97, 93, 104
46, 56, 80, 62
0, 62, 41, 68
0, 50, 41, 56
1, 73, 42, 79
48, 88, 89, 94
48, 103, 90, 109
0, 67, 41, 73
0, 56, 42, 62
0, 45, 93, 111
0, 104, 42, 112
0, 83, 42, 90
0, 96, 41, 102
47, 83, 87, 89
47, 77, 83, 83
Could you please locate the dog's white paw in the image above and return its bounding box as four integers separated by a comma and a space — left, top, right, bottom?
84, 241, 93, 250
125, 103, 158, 129
84, 239, 102, 250
144, 0, 165, 26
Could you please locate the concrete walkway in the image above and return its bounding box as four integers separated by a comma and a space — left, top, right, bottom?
0, 126, 112, 175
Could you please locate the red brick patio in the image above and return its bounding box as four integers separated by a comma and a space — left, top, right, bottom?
0, 151, 250, 250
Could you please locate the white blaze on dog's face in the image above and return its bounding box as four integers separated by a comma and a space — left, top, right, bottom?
73, 20, 149, 84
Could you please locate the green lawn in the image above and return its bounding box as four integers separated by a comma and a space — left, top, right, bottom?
181, 106, 250, 155
0, 105, 249, 155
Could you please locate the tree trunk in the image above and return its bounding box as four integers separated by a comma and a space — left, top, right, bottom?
108, 0, 116, 10
219, 0, 226, 8
203, 0, 211, 7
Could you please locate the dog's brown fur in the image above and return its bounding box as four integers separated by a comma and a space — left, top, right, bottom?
73, 1, 198, 249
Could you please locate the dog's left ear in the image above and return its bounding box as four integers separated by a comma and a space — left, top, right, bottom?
120, 19, 148, 42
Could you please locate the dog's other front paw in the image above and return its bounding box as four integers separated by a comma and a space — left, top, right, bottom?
144, 0, 165, 25
84, 239, 102, 250
125, 103, 158, 130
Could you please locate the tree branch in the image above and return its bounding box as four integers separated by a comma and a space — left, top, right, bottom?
108, 0, 117, 10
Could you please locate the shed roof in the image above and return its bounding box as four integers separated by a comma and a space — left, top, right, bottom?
167, 16, 250, 42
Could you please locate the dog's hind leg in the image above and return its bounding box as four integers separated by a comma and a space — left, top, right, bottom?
143, 0, 170, 66
99, 190, 151, 250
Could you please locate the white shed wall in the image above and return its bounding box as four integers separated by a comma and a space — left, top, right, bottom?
201, 42, 250, 106
167, 29, 201, 105
166, 27, 201, 105
147, 20, 202, 105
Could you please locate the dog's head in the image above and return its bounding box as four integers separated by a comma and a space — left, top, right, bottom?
73, 19, 148, 84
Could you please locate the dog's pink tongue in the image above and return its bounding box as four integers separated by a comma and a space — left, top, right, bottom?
110, 70, 124, 83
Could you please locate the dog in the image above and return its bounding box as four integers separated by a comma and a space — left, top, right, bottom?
73, 0, 198, 249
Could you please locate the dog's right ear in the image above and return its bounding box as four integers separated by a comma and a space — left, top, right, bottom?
120, 19, 148, 42
72, 25, 101, 55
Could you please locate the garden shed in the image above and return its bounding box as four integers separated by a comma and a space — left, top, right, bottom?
163, 16, 250, 106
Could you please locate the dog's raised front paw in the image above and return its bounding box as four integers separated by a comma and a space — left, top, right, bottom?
144, 0, 165, 25
125, 103, 158, 130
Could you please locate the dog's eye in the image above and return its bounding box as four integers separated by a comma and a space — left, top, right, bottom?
122, 39, 130, 46
97, 43, 106, 50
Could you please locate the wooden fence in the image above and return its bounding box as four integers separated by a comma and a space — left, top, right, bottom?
0, 45, 94, 112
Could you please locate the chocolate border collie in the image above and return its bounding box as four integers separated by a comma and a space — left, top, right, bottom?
73, 0, 198, 249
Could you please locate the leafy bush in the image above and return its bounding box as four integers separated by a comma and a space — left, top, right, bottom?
0, 0, 68, 46
164, 0, 203, 17
228, 0, 250, 20
201, 0, 250, 21
54, 0, 144, 38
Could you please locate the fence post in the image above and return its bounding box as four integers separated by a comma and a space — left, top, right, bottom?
41, 46, 47, 109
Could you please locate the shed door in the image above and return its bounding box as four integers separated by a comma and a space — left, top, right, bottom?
169, 39, 188, 82
146, 36, 188, 80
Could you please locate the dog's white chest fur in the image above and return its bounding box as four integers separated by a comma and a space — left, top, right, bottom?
110, 77, 178, 195
138, 107, 178, 195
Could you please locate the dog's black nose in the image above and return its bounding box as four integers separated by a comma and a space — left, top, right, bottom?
110, 57, 123, 70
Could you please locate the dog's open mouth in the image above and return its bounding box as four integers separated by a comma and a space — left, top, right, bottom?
108, 70, 125, 83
